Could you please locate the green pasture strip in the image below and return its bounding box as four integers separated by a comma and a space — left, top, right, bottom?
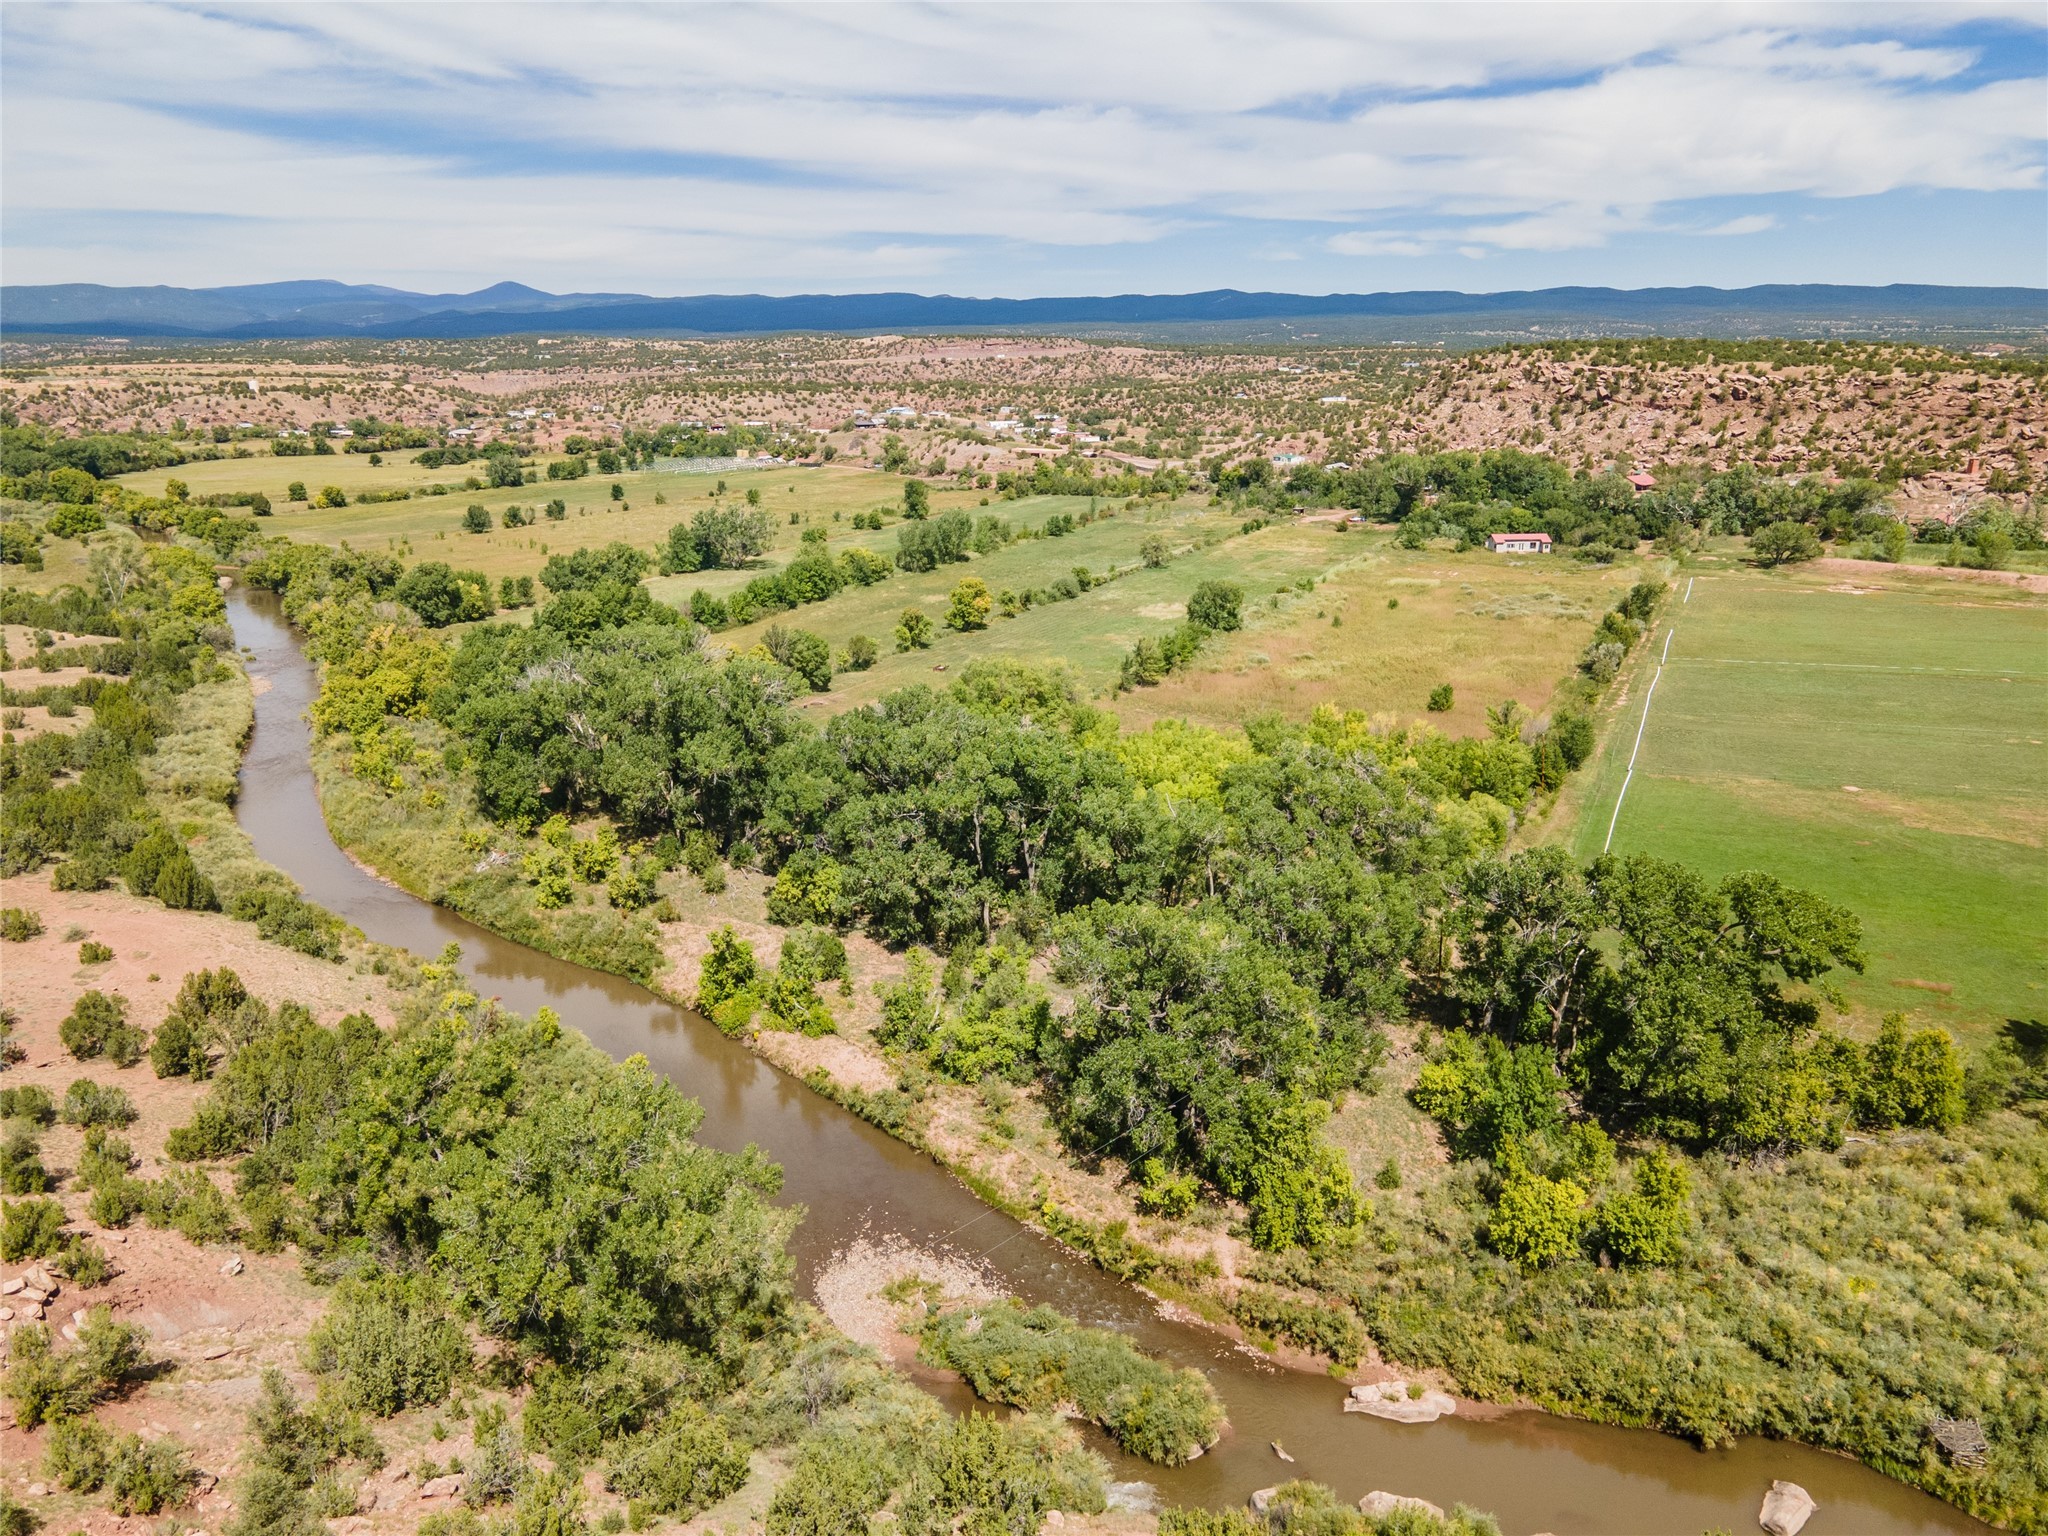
1572, 569, 2047, 1039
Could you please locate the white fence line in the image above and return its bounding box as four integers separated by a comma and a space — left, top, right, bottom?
1603, 622, 1677, 854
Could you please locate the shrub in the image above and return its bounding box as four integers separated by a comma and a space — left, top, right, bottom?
605, 858, 660, 911
44, 1413, 115, 1492
696, 927, 760, 1016
307, 1272, 470, 1416
894, 607, 935, 651
2, 1324, 91, 1427
78, 940, 114, 964
920, 1300, 1222, 1464
0, 907, 43, 942
245, 1366, 383, 1490
842, 634, 878, 671
766, 853, 844, 927
150, 1009, 210, 1079
603, 1405, 749, 1518
779, 924, 848, 986
1, 1196, 66, 1261
463, 1404, 525, 1509
140, 1168, 238, 1245
1186, 579, 1243, 632
1750, 520, 1822, 566
945, 577, 992, 631
229, 889, 342, 958
1227, 1286, 1368, 1365
53, 1236, 114, 1289
0, 1085, 55, 1125
1856, 1014, 1965, 1130
1598, 1149, 1692, 1267
73, 1306, 154, 1397
765, 625, 833, 691
104, 1432, 196, 1515
61, 1079, 137, 1128
45, 504, 105, 540
1548, 711, 1594, 768
0, 1127, 52, 1194
762, 970, 835, 1037
152, 850, 219, 912
1428, 684, 1455, 712
1133, 1157, 1197, 1219
4, 1307, 153, 1427
61, 990, 147, 1065
1487, 1171, 1588, 1270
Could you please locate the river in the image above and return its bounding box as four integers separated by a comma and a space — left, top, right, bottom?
224, 585, 1990, 1536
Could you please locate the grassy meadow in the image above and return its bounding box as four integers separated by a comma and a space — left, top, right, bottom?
1115, 530, 1655, 736
1563, 563, 2048, 1040
112, 453, 998, 585
705, 500, 1325, 705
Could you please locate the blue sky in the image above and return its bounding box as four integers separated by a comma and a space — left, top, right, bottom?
3, 2, 2044, 296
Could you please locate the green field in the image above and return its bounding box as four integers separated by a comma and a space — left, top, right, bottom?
1567, 565, 2048, 1040
1118, 532, 1655, 737
703, 503, 1378, 706
113, 454, 996, 583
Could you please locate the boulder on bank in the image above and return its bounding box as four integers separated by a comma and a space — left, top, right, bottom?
1759, 1480, 1816, 1536
1359, 1490, 1446, 1519
1344, 1379, 1457, 1423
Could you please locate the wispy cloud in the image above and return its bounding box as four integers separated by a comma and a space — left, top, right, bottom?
1702, 214, 1781, 237
2, 2, 2041, 292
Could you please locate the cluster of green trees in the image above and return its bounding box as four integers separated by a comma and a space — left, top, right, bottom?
689, 528, 894, 631
1914, 501, 2046, 570
658, 503, 773, 573
7, 947, 1122, 1530
0, 549, 348, 956
1225, 449, 1899, 563
987, 453, 1189, 501
0, 416, 196, 503
257, 531, 1699, 1249
0, 549, 230, 903
1115, 578, 1243, 690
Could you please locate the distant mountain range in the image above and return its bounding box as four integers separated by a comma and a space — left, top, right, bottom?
4, 280, 2043, 341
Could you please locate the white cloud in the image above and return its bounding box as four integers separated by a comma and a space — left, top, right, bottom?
1329, 232, 1439, 258
1702, 214, 1780, 236
1, 2, 2041, 290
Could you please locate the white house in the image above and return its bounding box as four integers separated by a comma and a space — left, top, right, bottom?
1485, 532, 1553, 554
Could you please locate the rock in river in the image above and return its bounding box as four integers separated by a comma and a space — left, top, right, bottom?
1344, 1380, 1457, 1423
1359, 1491, 1446, 1519
1759, 1480, 1817, 1536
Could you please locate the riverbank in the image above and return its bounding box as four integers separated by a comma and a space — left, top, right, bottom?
286, 680, 2036, 1534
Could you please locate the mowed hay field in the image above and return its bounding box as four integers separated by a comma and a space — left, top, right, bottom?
1566, 565, 2048, 1040
1117, 531, 1653, 738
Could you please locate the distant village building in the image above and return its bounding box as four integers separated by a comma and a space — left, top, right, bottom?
1627, 472, 1657, 492
1272, 452, 1307, 467
1486, 532, 1553, 554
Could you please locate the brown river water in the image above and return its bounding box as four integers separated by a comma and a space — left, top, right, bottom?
225, 586, 1992, 1536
